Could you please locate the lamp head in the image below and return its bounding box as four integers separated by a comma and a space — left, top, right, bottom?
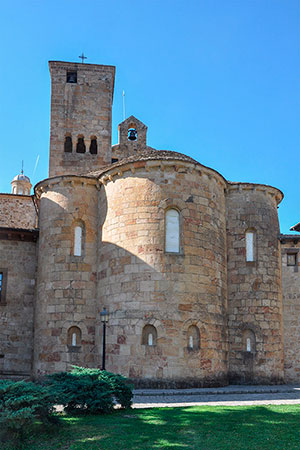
100, 307, 109, 323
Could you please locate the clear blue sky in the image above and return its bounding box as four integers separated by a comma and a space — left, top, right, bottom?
0, 0, 299, 233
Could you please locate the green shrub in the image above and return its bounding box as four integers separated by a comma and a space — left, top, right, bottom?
95, 370, 133, 409
46, 366, 133, 414
0, 380, 56, 439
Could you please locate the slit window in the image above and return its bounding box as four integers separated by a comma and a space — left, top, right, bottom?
246, 338, 251, 352
187, 325, 200, 350
165, 209, 180, 253
246, 231, 255, 262
148, 333, 153, 346
243, 329, 256, 353
72, 332, 77, 346
74, 226, 82, 256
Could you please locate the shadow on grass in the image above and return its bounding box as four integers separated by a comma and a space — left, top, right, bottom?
3, 405, 300, 450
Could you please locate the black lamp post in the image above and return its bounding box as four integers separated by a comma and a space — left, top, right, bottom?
100, 307, 109, 370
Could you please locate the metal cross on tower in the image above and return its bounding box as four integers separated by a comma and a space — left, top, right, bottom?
78, 53, 87, 63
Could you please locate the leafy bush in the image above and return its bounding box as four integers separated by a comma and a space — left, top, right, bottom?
0, 380, 56, 439
46, 366, 133, 414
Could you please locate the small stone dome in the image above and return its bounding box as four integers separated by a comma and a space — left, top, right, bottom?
11, 170, 32, 195
12, 173, 31, 183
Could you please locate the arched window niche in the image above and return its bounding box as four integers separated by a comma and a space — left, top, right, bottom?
67, 326, 82, 348
89, 136, 98, 154
64, 135, 73, 153
73, 221, 85, 257
242, 329, 256, 353
142, 324, 157, 346
187, 325, 200, 351
76, 135, 86, 153
245, 229, 256, 262
165, 208, 180, 253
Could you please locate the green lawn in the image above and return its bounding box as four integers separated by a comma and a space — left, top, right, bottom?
3, 404, 300, 450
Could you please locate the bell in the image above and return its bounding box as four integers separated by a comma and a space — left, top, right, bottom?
128, 129, 137, 141
67, 72, 77, 83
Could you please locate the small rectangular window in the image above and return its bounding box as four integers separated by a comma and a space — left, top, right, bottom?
67, 71, 77, 83
287, 253, 297, 266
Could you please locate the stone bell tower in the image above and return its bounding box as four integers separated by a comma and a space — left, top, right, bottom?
48, 61, 115, 177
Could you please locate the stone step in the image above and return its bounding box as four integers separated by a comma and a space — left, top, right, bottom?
134, 384, 300, 397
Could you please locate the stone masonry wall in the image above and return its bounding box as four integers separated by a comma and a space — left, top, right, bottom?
48, 61, 115, 178
226, 184, 284, 384
281, 238, 300, 382
0, 194, 37, 229
98, 159, 228, 387
33, 177, 98, 375
0, 239, 37, 377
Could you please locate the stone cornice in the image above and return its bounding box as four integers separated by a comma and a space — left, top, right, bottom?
34, 175, 97, 199
49, 60, 115, 74
279, 234, 300, 244
0, 227, 39, 242
226, 182, 283, 205
97, 159, 227, 189
0, 193, 33, 199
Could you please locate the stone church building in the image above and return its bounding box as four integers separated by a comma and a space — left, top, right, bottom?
0, 60, 299, 387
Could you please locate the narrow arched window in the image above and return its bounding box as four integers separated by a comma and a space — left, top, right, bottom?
90, 137, 97, 154
64, 135, 73, 153
67, 326, 82, 347
12, 186, 16, 194
243, 329, 256, 353
74, 225, 82, 256
142, 325, 157, 346
165, 209, 180, 253
76, 136, 86, 153
246, 230, 255, 262
187, 325, 200, 350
